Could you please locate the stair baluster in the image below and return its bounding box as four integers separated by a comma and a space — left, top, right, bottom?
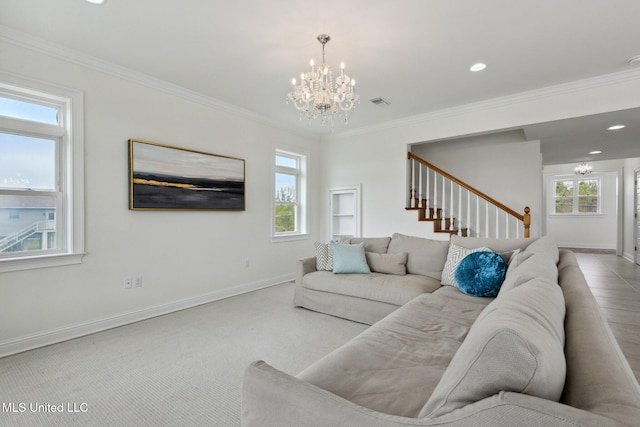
406, 152, 530, 238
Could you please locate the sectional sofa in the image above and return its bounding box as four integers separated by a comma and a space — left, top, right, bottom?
242, 234, 640, 426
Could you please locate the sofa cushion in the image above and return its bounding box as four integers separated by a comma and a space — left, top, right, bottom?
499, 251, 558, 296
387, 233, 449, 280
420, 277, 566, 418
302, 271, 441, 306
450, 235, 535, 253
297, 291, 492, 417
525, 235, 559, 263
441, 243, 491, 287
365, 251, 407, 275
455, 251, 507, 297
331, 242, 371, 274
349, 237, 391, 254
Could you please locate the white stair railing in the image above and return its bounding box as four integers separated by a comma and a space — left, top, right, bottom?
407, 152, 530, 238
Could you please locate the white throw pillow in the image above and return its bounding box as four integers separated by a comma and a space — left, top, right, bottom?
314, 241, 332, 271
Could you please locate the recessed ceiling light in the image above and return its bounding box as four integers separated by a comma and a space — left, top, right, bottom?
85, 0, 106, 4
589, 150, 602, 154
607, 124, 625, 130
470, 63, 487, 72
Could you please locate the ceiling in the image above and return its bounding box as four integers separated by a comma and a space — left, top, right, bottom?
2, 0, 640, 165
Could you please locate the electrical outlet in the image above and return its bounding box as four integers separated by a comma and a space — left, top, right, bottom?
133, 276, 142, 288
124, 277, 133, 289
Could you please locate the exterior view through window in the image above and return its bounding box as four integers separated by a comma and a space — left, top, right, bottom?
0, 76, 84, 272
0, 98, 59, 255
553, 178, 600, 214
274, 149, 307, 238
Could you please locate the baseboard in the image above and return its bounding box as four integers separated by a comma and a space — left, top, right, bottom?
623, 252, 636, 263
0, 274, 293, 359
557, 242, 617, 250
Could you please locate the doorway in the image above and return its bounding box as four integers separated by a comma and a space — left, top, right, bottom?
635, 170, 640, 265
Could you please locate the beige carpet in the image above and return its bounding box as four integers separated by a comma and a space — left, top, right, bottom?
0, 282, 368, 426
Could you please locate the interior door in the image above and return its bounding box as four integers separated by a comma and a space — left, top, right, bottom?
636, 170, 640, 265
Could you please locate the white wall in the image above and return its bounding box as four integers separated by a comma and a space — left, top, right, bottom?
0, 40, 320, 355
319, 69, 640, 248
543, 161, 622, 250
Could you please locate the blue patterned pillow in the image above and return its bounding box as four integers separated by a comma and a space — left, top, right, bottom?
455, 251, 507, 297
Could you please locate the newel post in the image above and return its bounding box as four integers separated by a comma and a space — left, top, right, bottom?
523, 206, 531, 238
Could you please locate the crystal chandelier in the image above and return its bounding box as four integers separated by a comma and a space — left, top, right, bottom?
574, 162, 592, 176
287, 34, 359, 126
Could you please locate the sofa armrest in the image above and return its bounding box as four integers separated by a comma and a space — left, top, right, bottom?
295, 256, 317, 286
242, 362, 619, 427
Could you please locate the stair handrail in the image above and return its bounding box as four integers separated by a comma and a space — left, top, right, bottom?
408, 152, 531, 238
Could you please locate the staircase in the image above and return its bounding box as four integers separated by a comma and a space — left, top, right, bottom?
406, 152, 531, 238
0, 221, 55, 252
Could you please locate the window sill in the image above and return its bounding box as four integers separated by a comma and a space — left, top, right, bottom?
548, 213, 604, 218
272, 233, 309, 243
0, 252, 85, 273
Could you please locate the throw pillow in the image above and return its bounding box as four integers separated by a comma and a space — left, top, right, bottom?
331, 242, 371, 274
498, 248, 520, 265
314, 241, 332, 271
365, 252, 407, 275
441, 243, 491, 287
454, 251, 507, 297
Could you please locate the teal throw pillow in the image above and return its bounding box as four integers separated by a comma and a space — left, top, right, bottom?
331, 242, 371, 274
455, 251, 507, 297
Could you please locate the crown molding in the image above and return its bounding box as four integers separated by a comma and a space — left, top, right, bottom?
0, 24, 318, 140
4, 24, 640, 145
326, 67, 640, 142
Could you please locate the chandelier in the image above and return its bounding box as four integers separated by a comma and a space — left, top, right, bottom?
574, 162, 592, 176
287, 34, 359, 126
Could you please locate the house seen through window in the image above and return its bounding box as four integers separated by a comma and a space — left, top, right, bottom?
0, 75, 84, 272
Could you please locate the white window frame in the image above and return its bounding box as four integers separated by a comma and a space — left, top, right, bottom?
549, 175, 602, 216
0, 73, 84, 272
272, 146, 308, 242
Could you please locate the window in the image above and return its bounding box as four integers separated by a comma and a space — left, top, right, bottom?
552, 177, 601, 215
0, 74, 84, 272
273, 148, 307, 240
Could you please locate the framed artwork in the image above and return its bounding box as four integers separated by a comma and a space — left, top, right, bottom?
128, 139, 245, 210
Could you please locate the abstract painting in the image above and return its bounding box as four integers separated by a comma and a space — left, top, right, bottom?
129, 139, 245, 210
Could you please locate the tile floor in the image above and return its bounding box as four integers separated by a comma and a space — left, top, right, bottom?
574, 252, 640, 380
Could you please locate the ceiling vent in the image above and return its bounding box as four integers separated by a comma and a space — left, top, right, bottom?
370, 97, 391, 106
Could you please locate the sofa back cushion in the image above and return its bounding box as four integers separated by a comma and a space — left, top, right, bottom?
450, 235, 535, 253
524, 235, 559, 263
349, 237, 391, 254
387, 233, 450, 280
419, 277, 566, 419
499, 251, 558, 296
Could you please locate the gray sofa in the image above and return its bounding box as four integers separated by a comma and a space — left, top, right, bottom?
293, 233, 532, 325
242, 235, 640, 426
